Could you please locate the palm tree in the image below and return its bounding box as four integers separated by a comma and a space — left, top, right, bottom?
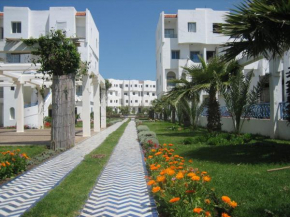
178, 56, 241, 132
221, 0, 290, 61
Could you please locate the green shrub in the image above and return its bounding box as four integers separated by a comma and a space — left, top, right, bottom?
141, 137, 159, 150
136, 120, 143, 126
183, 138, 194, 145
44, 116, 52, 123
207, 137, 229, 146
137, 125, 149, 133
138, 131, 156, 138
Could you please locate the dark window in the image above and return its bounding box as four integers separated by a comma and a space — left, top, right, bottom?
12, 22, 21, 33
171, 50, 180, 59
206, 51, 215, 61
126, 100, 128, 103
135, 84, 137, 87
135, 100, 138, 103
188, 23, 196, 32
7, 54, 20, 63
147, 92, 149, 95
125, 84, 128, 87
110, 100, 112, 103
133, 92, 135, 95
213, 23, 222, 33
152, 93, 155, 96
153, 85, 155, 88
124, 92, 127, 95
165, 29, 176, 38
120, 85, 123, 88
11, 86, 15, 91
146, 85, 148, 87
190, 51, 200, 63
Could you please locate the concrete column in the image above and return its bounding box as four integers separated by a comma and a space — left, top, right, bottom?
15, 82, 24, 132
93, 79, 100, 132
37, 87, 44, 129
82, 75, 91, 137
269, 58, 283, 138
101, 88, 106, 128
203, 47, 207, 62
283, 52, 290, 100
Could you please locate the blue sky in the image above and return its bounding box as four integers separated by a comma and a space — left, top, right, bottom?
0, 0, 242, 81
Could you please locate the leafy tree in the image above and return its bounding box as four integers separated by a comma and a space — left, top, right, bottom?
119, 106, 130, 115
23, 30, 80, 150
220, 71, 262, 134
221, 0, 290, 61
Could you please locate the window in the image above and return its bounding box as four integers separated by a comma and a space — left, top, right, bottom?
7, 54, 20, 63
116, 100, 118, 103
11, 86, 15, 91
171, 50, 180, 59
165, 29, 175, 38
110, 100, 112, 103
190, 51, 201, 63
213, 23, 222, 33
207, 51, 215, 61
135, 100, 138, 103
125, 84, 128, 87
133, 92, 135, 95
153, 85, 155, 88
126, 100, 128, 103
110, 92, 113, 95
147, 92, 149, 95
131, 100, 132, 103
188, 23, 196, 32
145, 100, 148, 103
0, 27, 3, 39
146, 85, 148, 87
12, 22, 21, 33
10, 107, 15, 120
167, 71, 176, 87
135, 84, 137, 87
56, 21, 67, 33
152, 93, 155, 96
124, 92, 128, 95
120, 85, 123, 88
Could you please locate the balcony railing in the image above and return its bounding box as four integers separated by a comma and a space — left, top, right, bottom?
165, 34, 177, 38
201, 102, 288, 120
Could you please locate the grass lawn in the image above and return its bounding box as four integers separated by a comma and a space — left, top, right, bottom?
23, 120, 129, 217
143, 121, 290, 217
0, 146, 47, 160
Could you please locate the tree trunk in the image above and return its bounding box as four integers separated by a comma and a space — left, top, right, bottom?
172, 108, 176, 123
51, 74, 75, 150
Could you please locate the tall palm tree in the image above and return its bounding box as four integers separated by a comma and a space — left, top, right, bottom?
221, 0, 290, 61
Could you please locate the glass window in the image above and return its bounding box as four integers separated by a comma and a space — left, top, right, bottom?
12, 22, 21, 33
147, 92, 149, 95
146, 85, 148, 87
135, 84, 137, 87
213, 23, 222, 33
188, 23, 196, 32
133, 92, 135, 95
125, 84, 128, 87
145, 100, 148, 103
124, 92, 127, 95
153, 85, 155, 88
110, 92, 113, 95
7, 54, 20, 63
152, 93, 155, 96
190, 51, 201, 63
135, 100, 138, 103
171, 50, 180, 59
165, 29, 174, 38
110, 100, 112, 103
207, 51, 215, 61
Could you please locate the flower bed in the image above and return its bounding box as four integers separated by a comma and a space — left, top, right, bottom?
138, 123, 238, 217
0, 149, 30, 180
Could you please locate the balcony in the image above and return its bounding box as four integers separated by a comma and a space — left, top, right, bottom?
165, 34, 177, 38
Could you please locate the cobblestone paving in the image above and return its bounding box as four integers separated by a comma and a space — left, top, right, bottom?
0, 120, 126, 217
80, 120, 157, 217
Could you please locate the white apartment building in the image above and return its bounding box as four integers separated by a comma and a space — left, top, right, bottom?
107, 79, 157, 114
156, 9, 290, 139
0, 7, 106, 137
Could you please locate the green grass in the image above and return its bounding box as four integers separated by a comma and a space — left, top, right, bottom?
23, 120, 129, 217
143, 121, 290, 217
0, 146, 47, 160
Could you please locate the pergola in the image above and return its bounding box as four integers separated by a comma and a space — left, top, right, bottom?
0, 63, 106, 137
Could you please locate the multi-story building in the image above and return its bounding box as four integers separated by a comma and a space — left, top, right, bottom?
156, 8, 290, 139
0, 7, 106, 137
107, 79, 157, 114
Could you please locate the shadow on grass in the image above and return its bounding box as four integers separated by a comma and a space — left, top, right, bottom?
180, 141, 290, 165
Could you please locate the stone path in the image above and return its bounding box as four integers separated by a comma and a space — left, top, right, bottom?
0, 120, 126, 217
80, 120, 157, 217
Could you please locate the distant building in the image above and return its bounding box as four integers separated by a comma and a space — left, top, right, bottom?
107, 79, 157, 114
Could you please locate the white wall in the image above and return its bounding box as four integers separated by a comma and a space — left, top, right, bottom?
30, 11, 49, 37
199, 116, 290, 140
3, 86, 16, 126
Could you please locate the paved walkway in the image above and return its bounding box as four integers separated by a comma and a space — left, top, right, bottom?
0, 120, 126, 217
80, 120, 157, 217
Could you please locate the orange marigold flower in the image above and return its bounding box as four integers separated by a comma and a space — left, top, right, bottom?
169, 197, 180, 203
179, 162, 184, 166
168, 143, 174, 146
155, 152, 162, 156
193, 207, 203, 214
10, 152, 15, 156
166, 169, 175, 176
156, 164, 161, 168
222, 213, 231, 217
205, 199, 211, 204
201, 171, 207, 175
156, 175, 166, 183
152, 186, 161, 193
170, 166, 176, 170
163, 143, 167, 146
150, 166, 158, 171
12, 158, 16, 162
6, 161, 10, 166
174, 155, 179, 158
1, 162, 6, 167
185, 190, 195, 194
222, 196, 231, 203
191, 175, 200, 181
187, 172, 196, 177
151, 149, 156, 152
176, 172, 184, 180
160, 170, 166, 175
16, 149, 20, 152
178, 166, 183, 169
229, 201, 238, 208
148, 155, 153, 159
203, 176, 211, 182
147, 180, 156, 185
169, 162, 174, 165
205, 211, 211, 216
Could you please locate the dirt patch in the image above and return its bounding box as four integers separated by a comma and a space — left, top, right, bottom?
91, 154, 106, 159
